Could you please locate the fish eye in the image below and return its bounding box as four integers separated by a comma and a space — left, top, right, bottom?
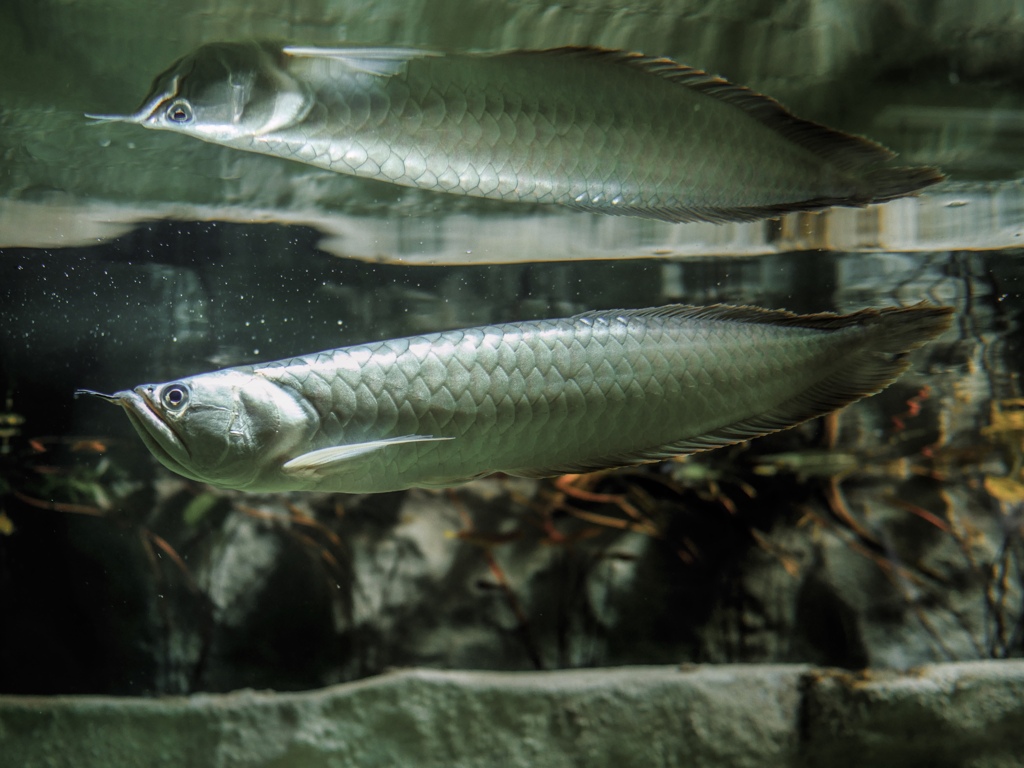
161, 384, 190, 410
165, 99, 194, 124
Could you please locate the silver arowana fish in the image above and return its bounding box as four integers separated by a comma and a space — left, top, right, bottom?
77, 304, 952, 494
87, 41, 943, 223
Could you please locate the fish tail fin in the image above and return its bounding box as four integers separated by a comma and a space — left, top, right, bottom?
860, 165, 946, 203
863, 303, 955, 356
767, 304, 953, 425
657, 304, 953, 455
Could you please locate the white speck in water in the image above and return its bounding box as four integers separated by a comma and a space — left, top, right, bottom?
99, 138, 111, 148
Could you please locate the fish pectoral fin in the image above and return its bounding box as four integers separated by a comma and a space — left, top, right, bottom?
282, 45, 441, 77
282, 435, 452, 476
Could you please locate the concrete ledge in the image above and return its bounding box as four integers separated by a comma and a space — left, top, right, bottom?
3, 662, 1024, 768
804, 662, 1024, 766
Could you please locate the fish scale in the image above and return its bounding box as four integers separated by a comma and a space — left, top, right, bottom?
76, 305, 952, 493
93, 42, 944, 222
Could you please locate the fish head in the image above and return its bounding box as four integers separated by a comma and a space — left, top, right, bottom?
88, 42, 314, 143
110, 369, 316, 490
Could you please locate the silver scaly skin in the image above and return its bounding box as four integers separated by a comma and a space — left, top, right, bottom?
88, 42, 943, 223
78, 304, 952, 494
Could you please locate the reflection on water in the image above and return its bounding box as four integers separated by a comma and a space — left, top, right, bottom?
2, 179, 1023, 263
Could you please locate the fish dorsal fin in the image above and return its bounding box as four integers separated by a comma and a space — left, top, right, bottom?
520, 46, 896, 173
283, 45, 441, 77
282, 434, 452, 476
568, 302, 899, 331
507, 303, 953, 479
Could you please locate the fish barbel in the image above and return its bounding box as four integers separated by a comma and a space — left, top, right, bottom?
77, 304, 952, 494
87, 41, 943, 223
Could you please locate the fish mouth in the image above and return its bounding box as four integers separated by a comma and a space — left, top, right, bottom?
85, 57, 195, 124
84, 91, 167, 124
84, 86, 170, 123
114, 388, 203, 481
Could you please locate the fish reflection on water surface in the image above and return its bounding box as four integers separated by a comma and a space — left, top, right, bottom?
77, 304, 953, 494
88, 41, 943, 223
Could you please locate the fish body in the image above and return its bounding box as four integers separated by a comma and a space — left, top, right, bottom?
79, 304, 952, 494
90, 42, 943, 223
